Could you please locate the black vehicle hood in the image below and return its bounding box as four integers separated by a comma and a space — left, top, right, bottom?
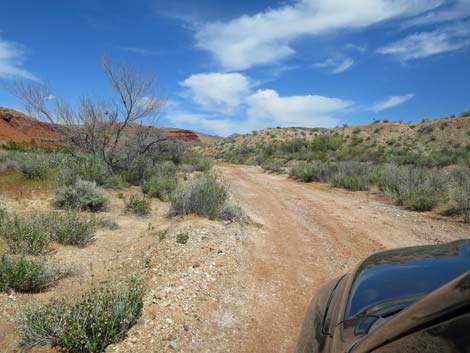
346, 240, 470, 319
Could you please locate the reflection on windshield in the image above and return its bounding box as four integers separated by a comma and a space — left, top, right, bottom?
346, 241, 470, 319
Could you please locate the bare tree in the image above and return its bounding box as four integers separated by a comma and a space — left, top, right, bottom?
8, 57, 168, 170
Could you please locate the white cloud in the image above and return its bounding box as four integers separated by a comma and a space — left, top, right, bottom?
406, 0, 470, 26
370, 93, 414, 112
314, 57, 354, 74
246, 89, 351, 128
0, 37, 37, 81
166, 111, 237, 136
378, 22, 470, 60
166, 88, 351, 135
180, 72, 250, 114
195, 0, 440, 70
345, 43, 367, 53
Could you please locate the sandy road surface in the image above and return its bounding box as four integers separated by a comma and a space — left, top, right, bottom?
218, 163, 469, 353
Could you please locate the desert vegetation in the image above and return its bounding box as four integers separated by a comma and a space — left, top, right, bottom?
206, 114, 470, 222
0, 58, 242, 352
18, 277, 144, 352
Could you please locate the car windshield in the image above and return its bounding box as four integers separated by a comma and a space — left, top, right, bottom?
346, 242, 470, 319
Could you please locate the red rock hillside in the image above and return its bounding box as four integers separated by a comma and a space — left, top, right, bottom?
0, 107, 223, 145
0, 108, 59, 143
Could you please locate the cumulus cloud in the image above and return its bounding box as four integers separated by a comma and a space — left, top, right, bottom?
180, 72, 251, 114
246, 89, 351, 128
370, 93, 414, 112
378, 22, 470, 60
0, 37, 37, 80
314, 57, 354, 74
166, 88, 351, 135
195, 0, 440, 70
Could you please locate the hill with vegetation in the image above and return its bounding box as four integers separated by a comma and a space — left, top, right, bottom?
201, 112, 470, 223
203, 113, 470, 167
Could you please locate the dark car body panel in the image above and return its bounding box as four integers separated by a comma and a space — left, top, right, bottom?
295, 240, 470, 353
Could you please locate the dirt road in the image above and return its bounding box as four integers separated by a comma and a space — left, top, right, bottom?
218, 163, 469, 353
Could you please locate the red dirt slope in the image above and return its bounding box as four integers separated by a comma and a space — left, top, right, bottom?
0, 107, 222, 145
0, 108, 59, 143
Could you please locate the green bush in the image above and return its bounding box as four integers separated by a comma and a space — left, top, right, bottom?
330, 162, 376, 191
451, 167, 470, 222
170, 175, 227, 220
0, 213, 50, 255
0, 256, 60, 293
125, 194, 151, 216
48, 212, 97, 247
261, 159, 283, 173
59, 155, 108, 186
182, 155, 213, 172
176, 232, 189, 244
0, 211, 98, 253
18, 277, 144, 353
379, 165, 448, 211
0, 153, 20, 173
117, 156, 154, 185
103, 175, 129, 190
55, 180, 108, 212
142, 175, 177, 201
19, 156, 51, 180
289, 162, 333, 183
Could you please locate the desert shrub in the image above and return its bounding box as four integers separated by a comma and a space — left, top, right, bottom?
142, 175, 177, 201
262, 159, 283, 173
19, 156, 52, 180
0, 153, 20, 173
59, 155, 108, 186
176, 232, 189, 244
158, 228, 169, 241
170, 174, 227, 220
178, 164, 195, 173
55, 180, 108, 212
48, 211, 97, 247
182, 155, 213, 172
103, 175, 129, 189
330, 162, 376, 191
18, 277, 144, 353
450, 167, 470, 222
141, 161, 177, 201
289, 162, 333, 183
0, 213, 51, 255
219, 204, 244, 222
124, 194, 151, 216
378, 165, 448, 211
118, 156, 155, 185
0, 256, 61, 293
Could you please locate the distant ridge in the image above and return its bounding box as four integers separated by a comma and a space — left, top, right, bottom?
0, 107, 221, 145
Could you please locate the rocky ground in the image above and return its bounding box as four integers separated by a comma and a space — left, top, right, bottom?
0, 164, 469, 353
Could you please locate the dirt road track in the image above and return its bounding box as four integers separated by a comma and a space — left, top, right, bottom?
218, 164, 469, 353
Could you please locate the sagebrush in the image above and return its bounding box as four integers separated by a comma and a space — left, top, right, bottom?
18, 277, 144, 352
170, 174, 227, 220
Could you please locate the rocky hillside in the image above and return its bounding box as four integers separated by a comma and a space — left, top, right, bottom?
202, 113, 470, 165
0, 108, 60, 143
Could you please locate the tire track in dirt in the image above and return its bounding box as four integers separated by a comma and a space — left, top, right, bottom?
218, 163, 469, 353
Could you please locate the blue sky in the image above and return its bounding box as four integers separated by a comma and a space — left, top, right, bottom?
0, 0, 469, 136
